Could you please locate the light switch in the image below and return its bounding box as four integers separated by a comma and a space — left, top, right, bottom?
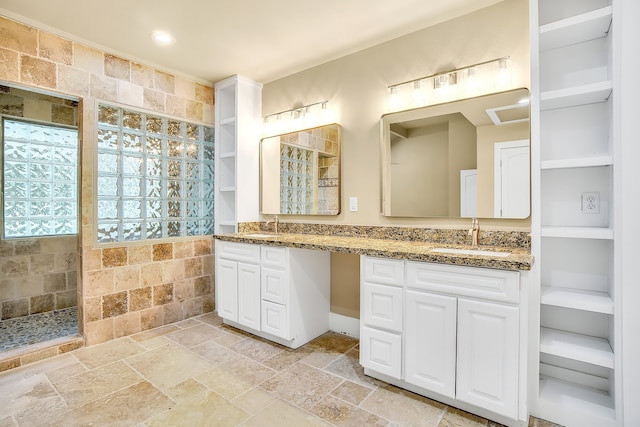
349, 197, 358, 212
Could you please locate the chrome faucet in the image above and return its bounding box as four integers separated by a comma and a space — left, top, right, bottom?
469, 218, 480, 247
266, 215, 279, 234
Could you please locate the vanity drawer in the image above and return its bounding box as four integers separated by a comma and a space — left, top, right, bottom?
362, 256, 404, 286
216, 240, 260, 263
406, 261, 519, 303
261, 266, 289, 305
362, 283, 403, 332
261, 246, 287, 269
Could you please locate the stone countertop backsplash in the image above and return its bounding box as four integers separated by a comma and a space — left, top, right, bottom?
214, 222, 533, 271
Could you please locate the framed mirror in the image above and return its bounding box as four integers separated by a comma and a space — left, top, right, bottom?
261, 124, 341, 215
380, 88, 530, 219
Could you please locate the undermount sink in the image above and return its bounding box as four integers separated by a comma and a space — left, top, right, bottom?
431, 247, 510, 257
243, 233, 276, 238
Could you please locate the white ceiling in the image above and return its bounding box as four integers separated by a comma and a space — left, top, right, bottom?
0, 0, 504, 85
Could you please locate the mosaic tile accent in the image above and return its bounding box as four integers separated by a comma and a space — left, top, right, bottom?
0, 307, 78, 352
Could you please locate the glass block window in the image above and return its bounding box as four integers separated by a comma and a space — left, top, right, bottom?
2, 118, 78, 238
280, 144, 314, 214
96, 103, 214, 243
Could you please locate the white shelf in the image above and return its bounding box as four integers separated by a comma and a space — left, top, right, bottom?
541, 285, 614, 314
217, 220, 236, 226
541, 156, 613, 169
541, 226, 614, 240
539, 6, 612, 52
220, 117, 236, 126
541, 81, 612, 111
538, 376, 616, 426
219, 186, 236, 192
220, 152, 236, 159
540, 327, 614, 369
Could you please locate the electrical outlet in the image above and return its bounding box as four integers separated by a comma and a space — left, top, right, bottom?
581, 192, 600, 214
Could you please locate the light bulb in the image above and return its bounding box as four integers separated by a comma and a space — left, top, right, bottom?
388, 86, 400, 111
412, 80, 426, 106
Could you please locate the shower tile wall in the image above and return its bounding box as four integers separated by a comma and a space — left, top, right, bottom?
0, 86, 79, 322
0, 236, 77, 320
0, 15, 216, 349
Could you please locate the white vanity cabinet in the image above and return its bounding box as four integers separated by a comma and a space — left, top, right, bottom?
215, 239, 330, 348
360, 255, 524, 425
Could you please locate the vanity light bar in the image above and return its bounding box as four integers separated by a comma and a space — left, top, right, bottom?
387, 56, 511, 111
263, 101, 328, 123
262, 101, 334, 137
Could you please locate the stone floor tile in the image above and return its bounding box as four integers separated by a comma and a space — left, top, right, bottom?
196, 312, 224, 327
439, 406, 489, 427
311, 395, 389, 427
145, 390, 250, 427
45, 360, 87, 384
228, 336, 284, 362
130, 324, 181, 343
330, 380, 374, 405
52, 381, 172, 426
54, 360, 143, 408
0, 417, 16, 427
361, 384, 447, 427
165, 378, 209, 403
243, 399, 332, 427
0, 373, 59, 417
304, 331, 359, 354
197, 365, 255, 400
125, 342, 212, 390
190, 340, 243, 366
72, 336, 145, 369
324, 348, 383, 387
198, 357, 275, 400
259, 362, 343, 411
233, 387, 277, 415
165, 322, 227, 348
262, 346, 313, 371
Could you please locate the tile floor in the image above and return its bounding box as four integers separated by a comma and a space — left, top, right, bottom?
0, 312, 562, 427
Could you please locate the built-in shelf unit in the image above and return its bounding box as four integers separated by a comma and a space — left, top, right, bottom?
531, 1, 620, 426
214, 75, 263, 234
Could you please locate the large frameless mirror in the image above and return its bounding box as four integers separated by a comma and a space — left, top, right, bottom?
380, 88, 530, 219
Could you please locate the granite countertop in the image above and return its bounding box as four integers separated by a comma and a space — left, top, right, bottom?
214, 232, 533, 271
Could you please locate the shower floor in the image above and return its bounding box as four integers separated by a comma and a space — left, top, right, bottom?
0, 307, 79, 353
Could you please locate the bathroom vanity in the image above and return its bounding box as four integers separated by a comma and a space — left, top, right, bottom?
360, 255, 523, 424
215, 239, 330, 348
214, 230, 531, 426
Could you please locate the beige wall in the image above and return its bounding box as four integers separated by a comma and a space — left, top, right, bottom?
0, 16, 215, 345
262, 0, 530, 317
262, 0, 529, 230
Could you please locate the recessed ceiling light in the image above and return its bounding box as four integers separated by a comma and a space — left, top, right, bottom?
150, 30, 175, 46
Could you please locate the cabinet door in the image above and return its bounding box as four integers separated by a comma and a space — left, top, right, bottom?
216, 259, 238, 322
456, 299, 519, 419
362, 283, 403, 332
237, 262, 261, 330
261, 266, 288, 305
261, 300, 290, 340
360, 325, 402, 379
404, 290, 457, 398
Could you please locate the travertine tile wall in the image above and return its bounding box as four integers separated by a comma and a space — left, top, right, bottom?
0, 236, 77, 319
0, 15, 216, 345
